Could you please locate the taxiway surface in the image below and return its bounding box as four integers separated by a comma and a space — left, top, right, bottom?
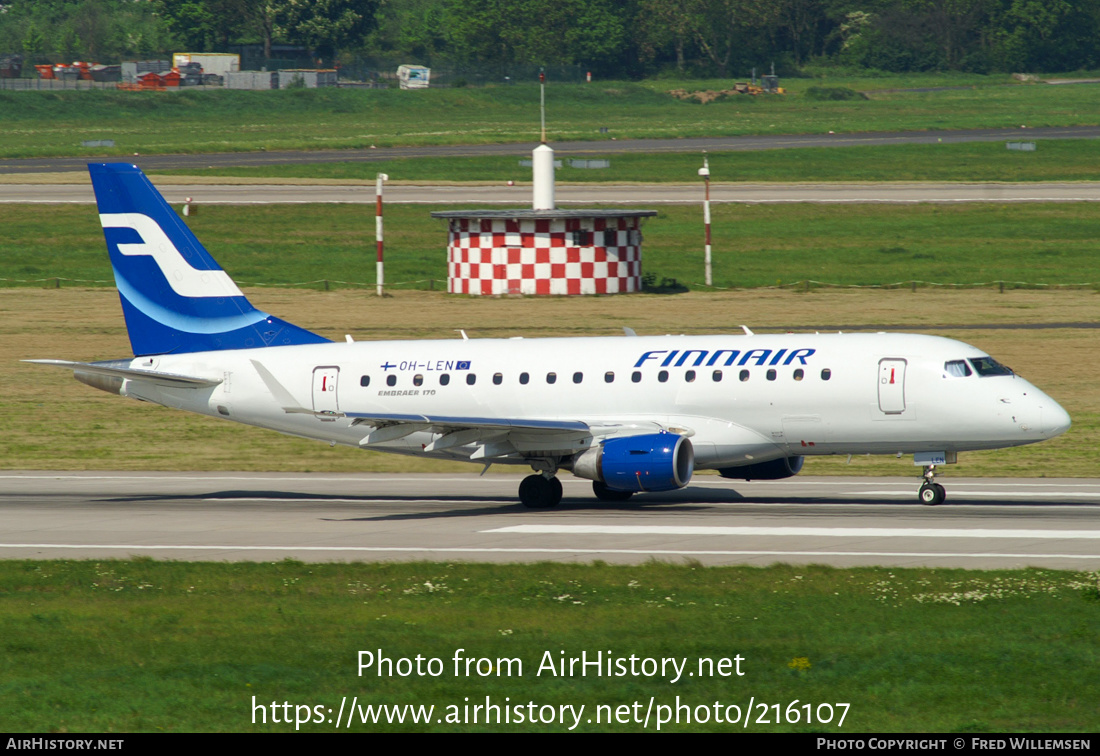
2, 472, 1098, 569
3, 125, 1099, 174
8, 182, 1100, 205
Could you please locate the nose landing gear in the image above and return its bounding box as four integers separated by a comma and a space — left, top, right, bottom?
918, 465, 946, 506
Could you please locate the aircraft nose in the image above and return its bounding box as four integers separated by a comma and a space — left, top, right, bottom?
1042, 399, 1072, 438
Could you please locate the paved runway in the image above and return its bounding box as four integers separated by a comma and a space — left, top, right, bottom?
2, 472, 1098, 569
8, 181, 1100, 205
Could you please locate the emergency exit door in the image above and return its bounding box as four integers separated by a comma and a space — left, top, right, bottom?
877, 359, 906, 414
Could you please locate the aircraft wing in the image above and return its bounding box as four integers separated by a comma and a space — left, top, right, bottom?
24, 359, 223, 388
344, 412, 588, 432
249, 358, 665, 459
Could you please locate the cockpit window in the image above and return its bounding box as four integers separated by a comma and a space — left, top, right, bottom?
944, 359, 972, 378
969, 356, 1013, 377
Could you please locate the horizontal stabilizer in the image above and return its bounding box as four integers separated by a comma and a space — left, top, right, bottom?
24, 359, 222, 388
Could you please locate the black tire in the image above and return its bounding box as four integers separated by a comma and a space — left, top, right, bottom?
518, 475, 538, 506
520, 474, 560, 508
546, 476, 563, 507
918, 483, 945, 506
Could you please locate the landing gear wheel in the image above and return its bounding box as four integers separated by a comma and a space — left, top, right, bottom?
593, 481, 634, 502
519, 474, 562, 508
547, 476, 563, 505
518, 475, 537, 504
918, 482, 946, 506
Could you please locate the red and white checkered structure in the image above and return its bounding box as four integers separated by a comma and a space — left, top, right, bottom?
443, 214, 648, 296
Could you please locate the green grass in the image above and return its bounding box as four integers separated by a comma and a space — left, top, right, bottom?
158, 139, 1100, 184
641, 70, 1026, 93
2, 560, 1096, 732
4, 75, 1100, 158
3, 202, 1100, 291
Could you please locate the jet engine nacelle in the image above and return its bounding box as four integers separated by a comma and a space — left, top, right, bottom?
573, 432, 694, 493
718, 455, 804, 481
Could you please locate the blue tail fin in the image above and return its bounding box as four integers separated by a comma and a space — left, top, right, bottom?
89, 163, 330, 356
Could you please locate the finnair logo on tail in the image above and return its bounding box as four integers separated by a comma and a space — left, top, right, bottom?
100, 213, 245, 299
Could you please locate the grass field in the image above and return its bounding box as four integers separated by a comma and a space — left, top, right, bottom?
160, 139, 1100, 185
4, 202, 1100, 291
3, 75, 1100, 158
1, 560, 1096, 732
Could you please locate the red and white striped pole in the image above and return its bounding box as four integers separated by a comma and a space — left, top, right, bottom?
375, 173, 388, 296
698, 155, 712, 286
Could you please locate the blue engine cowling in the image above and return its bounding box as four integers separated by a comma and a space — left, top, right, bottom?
717, 455, 804, 481
572, 432, 694, 493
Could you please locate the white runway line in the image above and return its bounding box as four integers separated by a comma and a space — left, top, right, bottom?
201, 497, 513, 504
487, 525, 1100, 539
836, 491, 1100, 498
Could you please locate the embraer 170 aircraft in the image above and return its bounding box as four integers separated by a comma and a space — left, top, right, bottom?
28, 164, 1071, 508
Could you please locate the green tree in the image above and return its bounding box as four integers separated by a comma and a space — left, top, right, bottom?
636, 0, 696, 72
440, 0, 627, 71
22, 24, 47, 62
55, 24, 81, 60
274, 0, 379, 64
72, 0, 113, 60
683, 0, 782, 77
155, 0, 252, 51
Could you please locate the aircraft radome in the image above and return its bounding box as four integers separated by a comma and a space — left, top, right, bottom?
27, 164, 1071, 508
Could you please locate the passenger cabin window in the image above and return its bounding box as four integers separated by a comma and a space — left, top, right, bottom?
466, 373, 476, 385
519, 372, 529, 385
685, 370, 696, 383
793, 369, 804, 381
821, 368, 832, 381
493, 373, 503, 385
413, 374, 423, 386
712, 370, 723, 382
739, 370, 750, 382
605, 372, 615, 383
547, 372, 557, 384
573, 372, 583, 384
631, 371, 642, 383
360, 375, 370, 387
766, 369, 777, 381
658, 370, 669, 383
969, 357, 1012, 377
440, 374, 450, 386
386, 375, 397, 387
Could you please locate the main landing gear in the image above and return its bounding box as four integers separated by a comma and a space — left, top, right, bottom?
519, 473, 563, 508
918, 464, 946, 506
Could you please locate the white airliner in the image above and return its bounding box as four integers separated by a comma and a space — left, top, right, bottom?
28, 164, 1071, 507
